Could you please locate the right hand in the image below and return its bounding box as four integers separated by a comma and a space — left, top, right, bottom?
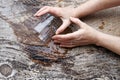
34, 6, 75, 34
52, 17, 100, 48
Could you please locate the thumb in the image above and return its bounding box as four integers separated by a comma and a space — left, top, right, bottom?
70, 17, 84, 28
56, 19, 70, 34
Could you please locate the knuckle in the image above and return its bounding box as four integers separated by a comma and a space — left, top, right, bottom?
76, 19, 81, 24
74, 18, 79, 21
45, 6, 51, 11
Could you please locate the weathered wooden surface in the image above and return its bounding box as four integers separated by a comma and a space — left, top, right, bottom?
0, 0, 120, 80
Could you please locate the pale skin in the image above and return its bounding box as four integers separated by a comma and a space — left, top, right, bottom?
34, 0, 120, 55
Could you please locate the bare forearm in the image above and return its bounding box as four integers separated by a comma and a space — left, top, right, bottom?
74, 0, 120, 18
96, 32, 120, 55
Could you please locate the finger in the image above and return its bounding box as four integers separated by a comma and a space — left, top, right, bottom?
34, 7, 61, 17
54, 40, 73, 44
53, 29, 81, 40
62, 38, 92, 46
52, 32, 77, 41
70, 17, 84, 28
60, 42, 90, 48
56, 19, 70, 34
54, 38, 86, 44
60, 44, 75, 48
35, 8, 50, 17
75, 42, 90, 46
34, 6, 48, 16
54, 40, 61, 43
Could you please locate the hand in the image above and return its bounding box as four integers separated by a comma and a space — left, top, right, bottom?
52, 17, 100, 48
34, 6, 75, 34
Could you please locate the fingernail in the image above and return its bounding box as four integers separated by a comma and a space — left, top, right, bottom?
34, 14, 37, 16
52, 36, 55, 39
55, 31, 59, 35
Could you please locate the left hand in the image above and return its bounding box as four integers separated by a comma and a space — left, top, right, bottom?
34, 6, 75, 34
52, 17, 100, 48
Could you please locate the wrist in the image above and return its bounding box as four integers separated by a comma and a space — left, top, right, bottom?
95, 31, 105, 46
73, 6, 88, 18
73, 7, 80, 18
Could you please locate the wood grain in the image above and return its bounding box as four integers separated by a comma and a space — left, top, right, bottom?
0, 0, 120, 80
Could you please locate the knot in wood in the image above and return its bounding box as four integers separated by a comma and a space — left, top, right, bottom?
0, 64, 13, 77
